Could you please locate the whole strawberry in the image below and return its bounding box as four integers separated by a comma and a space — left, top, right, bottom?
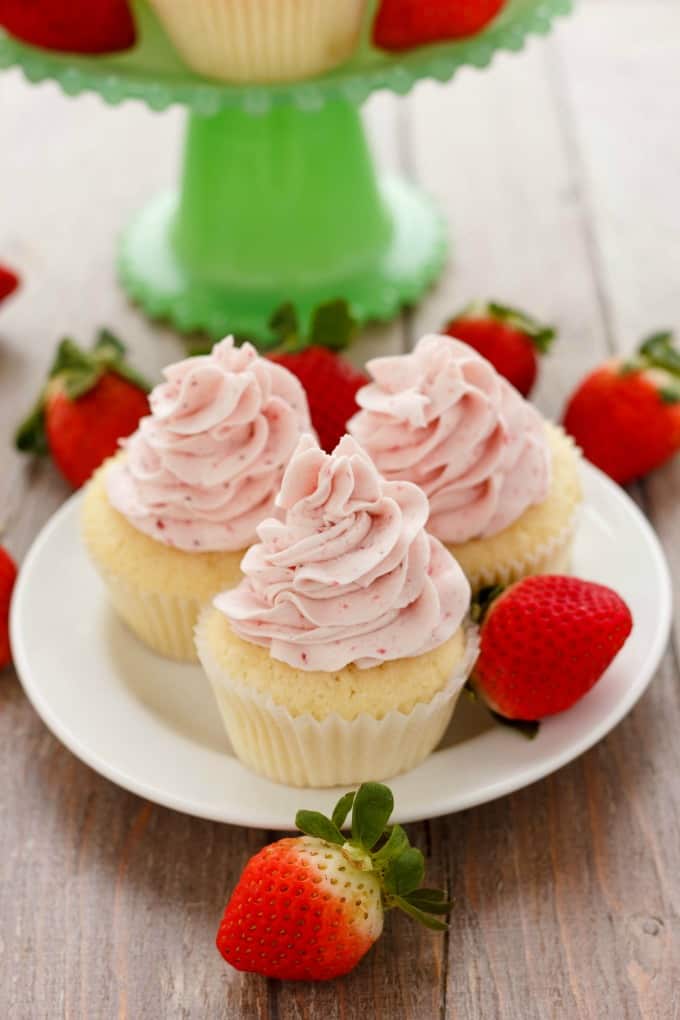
270, 347, 368, 454
0, 547, 18, 669
374, 0, 506, 51
266, 300, 367, 453
217, 782, 450, 981
0, 263, 20, 304
16, 330, 150, 489
0, 0, 136, 54
472, 576, 633, 721
563, 332, 680, 484
444, 301, 555, 398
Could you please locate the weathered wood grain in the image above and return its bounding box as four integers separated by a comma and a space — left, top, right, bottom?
2, 2, 680, 1017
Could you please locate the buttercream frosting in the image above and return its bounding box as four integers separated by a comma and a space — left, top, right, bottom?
214, 434, 470, 671
106, 337, 312, 552
348, 335, 551, 544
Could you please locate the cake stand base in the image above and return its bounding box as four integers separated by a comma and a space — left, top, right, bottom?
119, 177, 446, 342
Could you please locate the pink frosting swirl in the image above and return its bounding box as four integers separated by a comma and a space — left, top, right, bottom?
214, 434, 471, 671
348, 335, 551, 544
106, 338, 312, 552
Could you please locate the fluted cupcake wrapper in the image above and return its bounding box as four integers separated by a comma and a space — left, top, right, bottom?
455, 512, 580, 594
195, 616, 479, 788
93, 567, 205, 662
148, 0, 368, 84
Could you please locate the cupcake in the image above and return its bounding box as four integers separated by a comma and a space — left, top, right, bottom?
147, 0, 369, 84
82, 337, 312, 662
348, 335, 582, 592
196, 433, 476, 788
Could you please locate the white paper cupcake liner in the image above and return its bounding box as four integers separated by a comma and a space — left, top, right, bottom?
460, 512, 580, 593
96, 567, 204, 663
195, 617, 479, 788
149, 0, 368, 84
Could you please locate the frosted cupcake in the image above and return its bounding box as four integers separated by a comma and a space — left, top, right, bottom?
348, 335, 582, 592
82, 338, 312, 662
196, 434, 476, 788
148, 0, 369, 84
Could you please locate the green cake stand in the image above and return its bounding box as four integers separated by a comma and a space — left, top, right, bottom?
0, 0, 571, 341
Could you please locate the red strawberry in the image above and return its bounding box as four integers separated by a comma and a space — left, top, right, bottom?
270, 347, 368, 454
0, 547, 18, 669
217, 782, 450, 981
0, 263, 20, 304
472, 576, 633, 721
0, 0, 136, 54
444, 301, 555, 397
563, 332, 680, 484
265, 299, 366, 453
16, 330, 150, 489
374, 0, 506, 51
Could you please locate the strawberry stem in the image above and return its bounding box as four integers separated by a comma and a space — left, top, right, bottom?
294, 782, 451, 931
14, 330, 150, 456
456, 300, 556, 353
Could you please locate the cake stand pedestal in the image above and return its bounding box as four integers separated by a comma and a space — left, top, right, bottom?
0, 0, 571, 341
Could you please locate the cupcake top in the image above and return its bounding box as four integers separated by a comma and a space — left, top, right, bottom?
348, 335, 551, 545
214, 434, 470, 671
106, 337, 312, 553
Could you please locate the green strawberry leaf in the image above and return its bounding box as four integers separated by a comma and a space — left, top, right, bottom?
659, 386, 680, 405
60, 367, 101, 401
486, 301, 556, 353
383, 847, 425, 897
95, 328, 126, 358
309, 299, 357, 352
14, 401, 48, 455
470, 584, 505, 625
331, 791, 356, 832
351, 782, 394, 851
403, 889, 452, 914
393, 896, 449, 931
373, 824, 409, 866
639, 331, 680, 377
490, 711, 540, 740
48, 338, 94, 378
295, 810, 344, 846
268, 303, 300, 350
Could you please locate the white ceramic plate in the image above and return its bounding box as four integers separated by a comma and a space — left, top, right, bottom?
11, 463, 672, 830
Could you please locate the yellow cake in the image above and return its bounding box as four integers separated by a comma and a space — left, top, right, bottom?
348, 335, 584, 594
82, 461, 244, 661
448, 423, 582, 592
195, 434, 477, 788
80, 338, 312, 662
200, 607, 467, 720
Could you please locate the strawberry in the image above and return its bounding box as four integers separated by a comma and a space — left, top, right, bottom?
0, 0, 136, 54
373, 0, 506, 51
270, 347, 368, 454
0, 263, 20, 304
563, 332, 680, 484
444, 301, 555, 397
265, 300, 367, 453
15, 330, 150, 489
471, 576, 633, 722
0, 547, 18, 669
217, 782, 450, 981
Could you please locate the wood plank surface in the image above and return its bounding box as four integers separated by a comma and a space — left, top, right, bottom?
2, 2, 679, 1017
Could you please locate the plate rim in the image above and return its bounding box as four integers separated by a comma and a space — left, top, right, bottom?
10, 462, 673, 829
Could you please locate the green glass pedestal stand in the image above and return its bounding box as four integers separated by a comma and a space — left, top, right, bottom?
119, 101, 446, 339
0, 0, 571, 342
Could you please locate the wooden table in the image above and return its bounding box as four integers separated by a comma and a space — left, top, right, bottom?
2, 2, 679, 1016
